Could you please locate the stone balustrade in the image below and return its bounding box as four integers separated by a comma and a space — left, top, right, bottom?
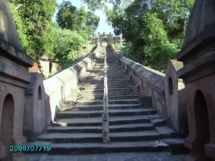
24, 45, 101, 139
110, 46, 188, 136
111, 46, 166, 116
43, 45, 100, 123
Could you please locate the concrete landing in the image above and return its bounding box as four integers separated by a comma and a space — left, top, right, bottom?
24, 152, 185, 161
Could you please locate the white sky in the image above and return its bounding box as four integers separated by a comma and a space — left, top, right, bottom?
54, 0, 114, 35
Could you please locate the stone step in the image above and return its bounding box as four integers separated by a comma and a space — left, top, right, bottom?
31, 49, 186, 156
47, 140, 180, 154
103, 92, 143, 97
79, 79, 134, 85
36, 130, 176, 143
80, 78, 127, 83
52, 118, 102, 127
74, 99, 139, 106
52, 115, 151, 127
155, 126, 177, 138
79, 85, 133, 90
71, 102, 143, 111
151, 118, 167, 126
80, 79, 133, 83
83, 74, 127, 78
148, 114, 167, 126
86, 70, 104, 72
45, 123, 155, 133
94, 94, 146, 100
57, 108, 156, 118
28, 138, 186, 154
78, 83, 134, 88
80, 88, 132, 93
79, 91, 143, 96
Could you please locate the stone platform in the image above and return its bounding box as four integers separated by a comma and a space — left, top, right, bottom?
24, 152, 185, 161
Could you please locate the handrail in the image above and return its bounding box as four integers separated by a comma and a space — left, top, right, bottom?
102, 48, 110, 143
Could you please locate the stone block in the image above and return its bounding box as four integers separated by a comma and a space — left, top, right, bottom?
176, 1, 215, 160
42, 45, 100, 124
165, 60, 188, 137
129, 85, 139, 92
138, 96, 152, 108
124, 75, 131, 80
60, 101, 74, 111
0, 143, 5, 159
24, 73, 46, 141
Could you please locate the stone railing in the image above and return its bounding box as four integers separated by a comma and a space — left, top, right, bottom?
110, 46, 167, 119
102, 49, 110, 143
43, 45, 101, 124
110, 45, 188, 137
24, 73, 46, 141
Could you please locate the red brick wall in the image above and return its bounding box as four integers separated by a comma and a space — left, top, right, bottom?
30, 62, 39, 72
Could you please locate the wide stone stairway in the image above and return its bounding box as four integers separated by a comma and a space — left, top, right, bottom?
32, 47, 186, 155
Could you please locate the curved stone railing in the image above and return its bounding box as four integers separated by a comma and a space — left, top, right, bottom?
43, 45, 101, 124
110, 45, 167, 118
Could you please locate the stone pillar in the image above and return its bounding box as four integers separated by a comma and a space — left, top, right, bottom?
0, 0, 34, 160
0, 142, 5, 159
24, 73, 46, 141
177, 0, 215, 160
165, 60, 188, 137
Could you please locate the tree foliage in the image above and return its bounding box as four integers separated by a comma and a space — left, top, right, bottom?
105, 0, 194, 72
83, 0, 108, 11
56, 1, 88, 31
53, 28, 86, 60
56, 1, 100, 38
85, 11, 100, 36
9, 0, 96, 77
9, 0, 58, 61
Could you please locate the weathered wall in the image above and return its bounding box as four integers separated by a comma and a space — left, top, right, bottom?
39, 60, 50, 77
183, 0, 215, 47
39, 60, 61, 77
43, 45, 100, 124
165, 60, 188, 137
51, 62, 61, 73
24, 73, 46, 141
0, 0, 34, 160
177, 0, 215, 159
184, 73, 215, 160
30, 62, 39, 72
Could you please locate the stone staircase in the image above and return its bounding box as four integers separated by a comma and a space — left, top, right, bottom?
30, 47, 186, 155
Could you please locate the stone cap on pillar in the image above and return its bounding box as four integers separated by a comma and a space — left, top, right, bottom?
168, 60, 184, 72
177, 0, 215, 82
0, 0, 33, 68
177, 0, 215, 63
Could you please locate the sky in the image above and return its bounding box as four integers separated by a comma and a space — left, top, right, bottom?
54, 0, 114, 35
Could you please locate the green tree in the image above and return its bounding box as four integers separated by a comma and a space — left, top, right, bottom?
9, 0, 58, 61
83, 0, 108, 11
56, 1, 77, 30
56, 1, 87, 31
85, 11, 100, 37
53, 28, 85, 61
106, 0, 194, 72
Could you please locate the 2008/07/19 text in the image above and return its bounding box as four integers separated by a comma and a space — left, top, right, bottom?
10, 145, 51, 152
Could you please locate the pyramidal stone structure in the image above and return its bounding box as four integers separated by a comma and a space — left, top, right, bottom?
177, 0, 215, 160
0, 0, 33, 161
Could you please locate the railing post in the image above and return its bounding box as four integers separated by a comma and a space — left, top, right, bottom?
102, 49, 110, 143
